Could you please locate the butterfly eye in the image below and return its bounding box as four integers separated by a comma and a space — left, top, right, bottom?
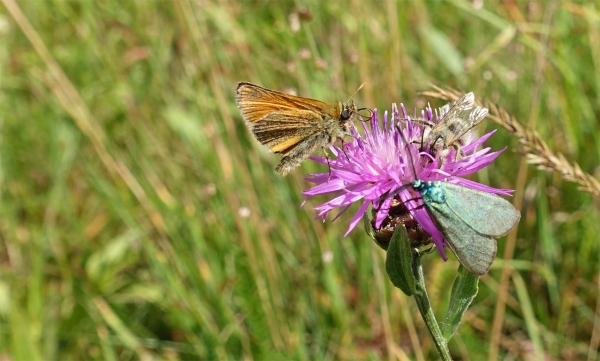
340, 109, 351, 120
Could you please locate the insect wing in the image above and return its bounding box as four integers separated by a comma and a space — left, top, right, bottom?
251, 110, 324, 154
440, 183, 521, 238
445, 107, 489, 145
425, 202, 498, 275
236, 82, 327, 124
436, 92, 475, 126
433, 93, 487, 144
419, 181, 520, 275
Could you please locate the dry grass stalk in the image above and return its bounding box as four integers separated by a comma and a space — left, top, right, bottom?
421, 86, 600, 199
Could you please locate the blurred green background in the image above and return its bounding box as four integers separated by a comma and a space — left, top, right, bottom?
1, 0, 599, 360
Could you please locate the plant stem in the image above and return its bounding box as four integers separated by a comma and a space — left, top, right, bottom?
411, 251, 452, 360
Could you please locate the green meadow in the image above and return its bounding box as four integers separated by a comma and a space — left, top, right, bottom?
1, 0, 599, 359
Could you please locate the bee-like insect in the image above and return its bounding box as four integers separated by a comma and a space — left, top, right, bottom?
415, 92, 488, 161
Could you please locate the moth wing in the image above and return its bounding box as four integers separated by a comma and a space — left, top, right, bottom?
442, 183, 521, 237
236, 82, 327, 124
250, 110, 325, 154
427, 204, 497, 275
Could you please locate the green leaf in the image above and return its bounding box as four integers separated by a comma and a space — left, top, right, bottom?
385, 226, 416, 296
362, 212, 375, 239
441, 265, 480, 341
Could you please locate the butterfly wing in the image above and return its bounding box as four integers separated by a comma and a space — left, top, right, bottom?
441, 183, 521, 238
251, 110, 326, 154
236, 82, 328, 125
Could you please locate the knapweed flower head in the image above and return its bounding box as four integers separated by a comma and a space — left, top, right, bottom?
302, 96, 515, 260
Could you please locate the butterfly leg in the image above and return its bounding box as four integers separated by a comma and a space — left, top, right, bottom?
340, 139, 351, 160
358, 107, 374, 121
275, 134, 328, 176
320, 146, 333, 181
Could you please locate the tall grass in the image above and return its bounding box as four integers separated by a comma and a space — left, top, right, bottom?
0, 0, 598, 359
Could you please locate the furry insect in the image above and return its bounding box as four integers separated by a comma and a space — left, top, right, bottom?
236, 82, 370, 175
415, 92, 488, 161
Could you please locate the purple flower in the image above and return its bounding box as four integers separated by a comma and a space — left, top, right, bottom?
302, 98, 514, 260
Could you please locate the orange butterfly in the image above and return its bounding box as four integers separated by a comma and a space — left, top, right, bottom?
236, 82, 369, 175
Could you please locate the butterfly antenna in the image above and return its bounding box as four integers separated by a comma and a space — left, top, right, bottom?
347, 83, 373, 121
347, 82, 366, 103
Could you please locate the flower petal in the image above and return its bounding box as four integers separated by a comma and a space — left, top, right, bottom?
301, 97, 512, 263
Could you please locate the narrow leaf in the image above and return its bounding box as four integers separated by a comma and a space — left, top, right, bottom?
441, 265, 479, 340
419, 25, 464, 76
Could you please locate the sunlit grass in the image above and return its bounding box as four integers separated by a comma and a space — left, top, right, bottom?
0, 0, 599, 359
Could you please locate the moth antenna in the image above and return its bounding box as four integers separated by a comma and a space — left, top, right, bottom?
395, 125, 419, 180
